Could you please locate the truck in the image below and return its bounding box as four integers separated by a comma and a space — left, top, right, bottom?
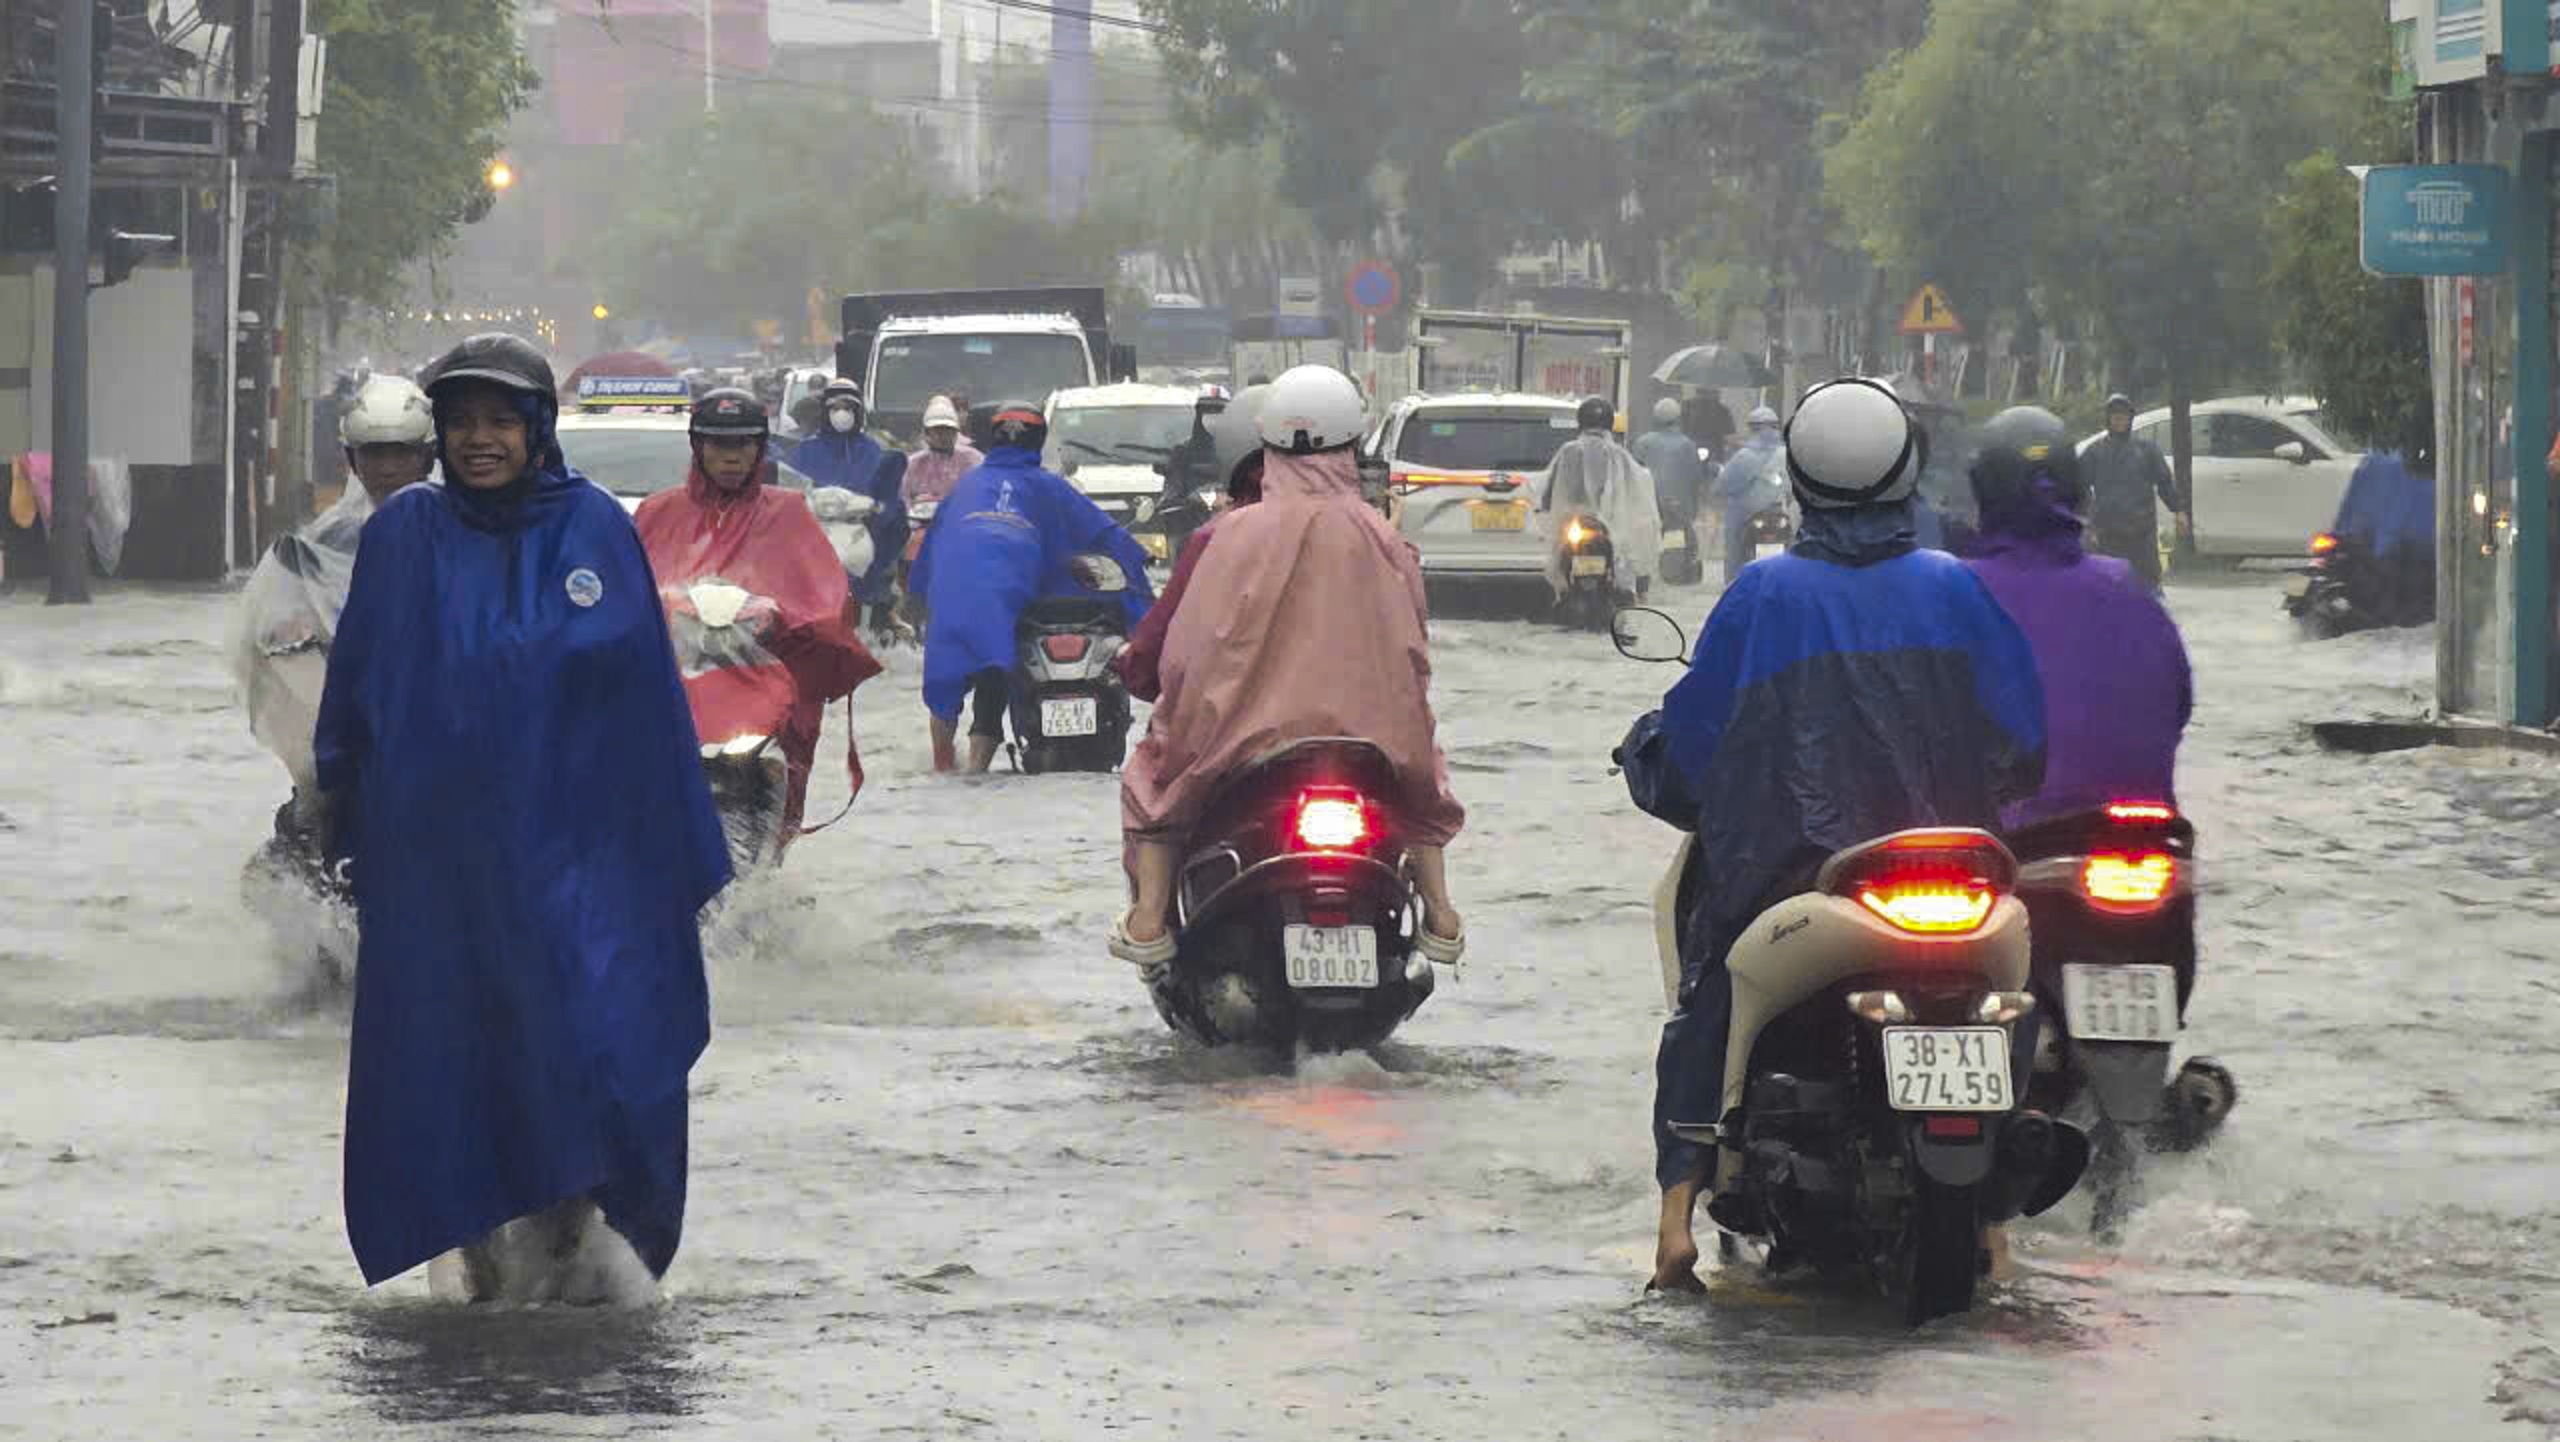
1407, 307, 1634, 419
837, 287, 1137, 446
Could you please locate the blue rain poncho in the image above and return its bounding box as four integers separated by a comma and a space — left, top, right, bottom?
908, 445, 1156, 721
314, 454, 730, 1285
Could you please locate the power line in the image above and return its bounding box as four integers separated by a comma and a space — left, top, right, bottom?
963, 0, 1172, 39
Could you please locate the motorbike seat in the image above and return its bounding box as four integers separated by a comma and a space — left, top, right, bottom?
1018, 595, 1127, 635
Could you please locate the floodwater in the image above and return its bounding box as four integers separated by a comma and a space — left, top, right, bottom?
1, 570, 2554, 1440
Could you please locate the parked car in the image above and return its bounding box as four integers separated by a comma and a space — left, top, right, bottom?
1368, 392, 1582, 583
2076, 396, 2361, 560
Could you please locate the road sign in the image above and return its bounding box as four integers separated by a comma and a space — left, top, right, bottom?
1346, 259, 1402, 316
2361, 164, 2509, 276
1898, 284, 1962, 336
1277, 276, 1324, 319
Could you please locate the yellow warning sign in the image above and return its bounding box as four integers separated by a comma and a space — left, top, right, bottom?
1898, 284, 1963, 336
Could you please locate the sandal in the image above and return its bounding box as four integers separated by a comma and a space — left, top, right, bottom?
1109, 911, 1177, 967
1416, 917, 1466, 965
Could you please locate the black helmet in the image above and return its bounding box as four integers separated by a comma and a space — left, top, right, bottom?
1976, 404, 2070, 462
690, 387, 769, 440
987, 399, 1049, 454
1576, 396, 1615, 432
423, 332, 556, 400
1970, 404, 2086, 527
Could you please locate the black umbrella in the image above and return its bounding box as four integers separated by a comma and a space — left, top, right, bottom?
1653, 343, 1772, 389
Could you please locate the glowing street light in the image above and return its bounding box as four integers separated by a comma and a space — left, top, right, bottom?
486, 159, 516, 192
592, 303, 611, 321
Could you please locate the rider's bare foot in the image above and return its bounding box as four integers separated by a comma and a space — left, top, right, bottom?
1649, 1234, 1706, 1294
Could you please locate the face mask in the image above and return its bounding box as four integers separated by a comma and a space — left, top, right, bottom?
829, 408, 859, 434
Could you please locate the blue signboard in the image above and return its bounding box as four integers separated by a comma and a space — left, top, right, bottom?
575, 375, 691, 406
2361, 164, 2510, 276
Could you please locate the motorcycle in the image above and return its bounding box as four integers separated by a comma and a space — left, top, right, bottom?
2282, 530, 2432, 638
664, 580, 796, 871
2009, 800, 2236, 1234
1617, 608, 2088, 1324
1149, 736, 1440, 1053
1007, 555, 1136, 775
810, 485, 877, 583
1657, 504, 1704, 586
1746, 503, 1795, 554
1553, 512, 1627, 631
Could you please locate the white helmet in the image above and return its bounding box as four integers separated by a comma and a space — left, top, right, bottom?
1652, 397, 1682, 424
340, 375, 433, 448
1747, 404, 1780, 428
1783, 377, 1920, 511
1257, 364, 1366, 454
922, 394, 962, 430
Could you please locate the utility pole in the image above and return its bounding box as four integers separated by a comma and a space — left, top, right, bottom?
702, 0, 716, 115
49, 0, 94, 605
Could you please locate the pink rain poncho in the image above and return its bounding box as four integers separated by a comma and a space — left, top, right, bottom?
1120, 448, 1465, 848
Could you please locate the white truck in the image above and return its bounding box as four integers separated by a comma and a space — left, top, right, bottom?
1407, 307, 1634, 418
836, 287, 1137, 447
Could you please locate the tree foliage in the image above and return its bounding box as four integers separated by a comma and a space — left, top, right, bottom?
1828, 0, 2389, 400
2270, 148, 2429, 457
307, 0, 538, 309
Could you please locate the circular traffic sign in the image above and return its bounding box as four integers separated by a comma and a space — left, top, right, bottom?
1347, 260, 1401, 316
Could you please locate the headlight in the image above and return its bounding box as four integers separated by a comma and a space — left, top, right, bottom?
1136, 496, 1158, 522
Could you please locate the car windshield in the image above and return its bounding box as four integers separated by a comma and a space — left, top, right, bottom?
1395, 410, 1579, 472
872, 333, 1090, 417
559, 425, 811, 497
1054, 404, 1195, 464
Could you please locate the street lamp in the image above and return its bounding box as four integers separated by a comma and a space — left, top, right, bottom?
487, 159, 516, 192
593, 303, 611, 321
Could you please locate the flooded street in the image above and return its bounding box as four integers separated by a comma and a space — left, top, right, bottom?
2, 574, 2554, 1440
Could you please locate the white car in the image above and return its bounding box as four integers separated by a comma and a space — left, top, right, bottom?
2077, 395, 2361, 558
1043, 381, 1201, 551
1370, 392, 1581, 580
555, 409, 815, 515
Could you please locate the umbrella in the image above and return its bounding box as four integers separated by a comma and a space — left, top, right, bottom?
1653, 343, 1772, 389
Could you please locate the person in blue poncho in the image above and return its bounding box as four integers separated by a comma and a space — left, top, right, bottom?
2325, 442, 2437, 628
312, 333, 732, 1305
788, 377, 910, 638
908, 399, 1154, 773
1612, 376, 2047, 1294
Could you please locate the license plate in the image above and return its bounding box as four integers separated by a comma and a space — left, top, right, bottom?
1881, 1027, 2013, 1112
1662, 530, 1688, 549
2061, 963, 2177, 1042
1470, 503, 1527, 532
1284, 924, 1380, 989
1039, 696, 1099, 737
1570, 555, 1609, 577
2282, 574, 2313, 599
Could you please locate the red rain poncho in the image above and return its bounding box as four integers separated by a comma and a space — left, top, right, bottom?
1120, 449, 1464, 847
634, 460, 882, 839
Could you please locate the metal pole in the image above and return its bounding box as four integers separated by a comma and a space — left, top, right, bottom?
48, 0, 94, 604
702, 0, 715, 115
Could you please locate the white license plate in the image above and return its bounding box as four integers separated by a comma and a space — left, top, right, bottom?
1662, 530, 1688, 550
1284, 924, 1380, 989
1880, 1027, 2013, 1112
1570, 555, 1609, 577
2061, 963, 2177, 1042
1039, 696, 1099, 736
2282, 574, 2313, 599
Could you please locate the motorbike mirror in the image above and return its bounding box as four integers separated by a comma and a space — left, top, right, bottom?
1611, 607, 1690, 665
1074, 553, 1130, 593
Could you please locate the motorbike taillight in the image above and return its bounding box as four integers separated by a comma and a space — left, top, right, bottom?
1825, 830, 2014, 937
1042, 634, 1092, 663
1293, 788, 1370, 850
2081, 852, 2177, 913
2309, 531, 2340, 557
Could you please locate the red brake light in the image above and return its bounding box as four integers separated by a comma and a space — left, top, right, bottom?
1293, 790, 1369, 850
1041, 634, 1091, 663
1923, 1116, 1983, 1139
1827, 830, 2012, 937
2104, 801, 2177, 824
2309, 531, 2339, 556
2083, 852, 2176, 912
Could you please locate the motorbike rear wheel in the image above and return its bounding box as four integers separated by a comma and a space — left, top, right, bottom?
1900, 1180, 1981, 1326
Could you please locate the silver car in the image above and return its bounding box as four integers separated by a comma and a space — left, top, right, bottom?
1372, 393, 1581, 581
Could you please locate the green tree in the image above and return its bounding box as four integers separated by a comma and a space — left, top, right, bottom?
1827, 0, 2388, 486
2268, 100, 2427, 457
306, 0, 539, 311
